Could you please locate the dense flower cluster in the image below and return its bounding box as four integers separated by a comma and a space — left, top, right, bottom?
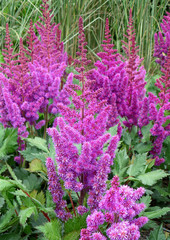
80, 176, 148, 240
0, 0, 71, 162
46, 157, 71, 221
154, 12, 170, 67
48, 17, 119, 212
149, 48, 170, 165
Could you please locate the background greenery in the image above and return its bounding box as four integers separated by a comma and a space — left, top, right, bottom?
0, 0, 169, 73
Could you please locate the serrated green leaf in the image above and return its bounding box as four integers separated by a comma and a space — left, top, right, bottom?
27, 159, 46, 173
108, 125, 118, 136
148, 224, 166, 240
6, 164, 26, 190
127, 153, 146, 177
19, 206, 37, 226
30, 190, 45, 206
63, 231, 80, 240
115, 148, 129, 169
0, 179, 14, 191
141, 122, 153, 142
123, 131, 131, 145
21, 147, 47, 163
0, 128, 18, 158
11, 189, 27, 197
0, 165, 7, 174
137, 170, 168, 186
0, 209, 14, 231
23, 174, 42, 192
36, 219, 61, 240
129, 126, 137, 140
144, 207, 170, 219
153, 186, 170, 197
64, 213, 88, 235
26, 137, 48, 153
134, 142, 152, 153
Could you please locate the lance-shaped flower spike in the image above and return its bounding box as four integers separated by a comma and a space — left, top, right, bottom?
46, 157, 71, 221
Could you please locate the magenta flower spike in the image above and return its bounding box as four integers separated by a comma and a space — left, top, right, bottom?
48, 16, 119, 213
154, 12, 170, 67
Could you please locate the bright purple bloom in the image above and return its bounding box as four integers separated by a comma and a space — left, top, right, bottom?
46, 157, 72, 221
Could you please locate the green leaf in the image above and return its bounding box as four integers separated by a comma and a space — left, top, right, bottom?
0, 179, 15, 191
6, 164, 26, 190
63, 231, 80, 240
144, 207, 170, 219
64, 213, 88, 235
0, 209, 14, 231
0, 198, 5, 208
0, 233, 21, 240
114, 149, 129, 178
27, 159, 46, 173
21, 147, 47, 163
19, 206, 37, 226
141, 122, 153, 142
139, 195, 152, 209
123, 131, 131, 145
36, 219, 62, 240
153, 186, 170, 197
0, 128, 18, 158
129, 126, 137, 140
25, 137, 49, 153
115, 149, 129, 169
148, 224, 166, 240
30, 190, 45, 206
23, 174, 42, 192
134, 142, 152, 153
137, 170, 168, 186
127, 153, 146, 177
108, 125, 118, 136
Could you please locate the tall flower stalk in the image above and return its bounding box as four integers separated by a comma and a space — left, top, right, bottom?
47, 17, 119, 216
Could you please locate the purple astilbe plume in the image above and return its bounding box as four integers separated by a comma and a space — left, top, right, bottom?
48, 17, 119, 213
46, 157, 72, 221
80, 176, 148, 240
154, 12, 170, 67
121, 9, 148, 130
149, 48, 170, 165
0, 0, 72, 163
27, 0, 72, 137
122, 9, 146, 99
87, 18, 128, 128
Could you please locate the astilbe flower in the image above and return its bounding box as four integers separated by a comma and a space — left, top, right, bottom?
80, 176, 148, 240
154, 11, 170, 67
87, 18, 128, 128
121, 9, 148, 130
46, 157, 72, 221
0, 0, 71, 133
28, 0, 71, 120
0, 0, 72, 163
47, 17, 119, 214
149, 48, 170, 165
